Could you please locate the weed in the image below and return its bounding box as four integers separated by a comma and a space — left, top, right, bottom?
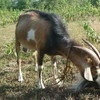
5, 39, 16, 57
5, 39, 34, 59
83, 21, 100, 42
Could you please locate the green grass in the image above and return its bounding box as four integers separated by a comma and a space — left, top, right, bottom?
0, 19, 100, 99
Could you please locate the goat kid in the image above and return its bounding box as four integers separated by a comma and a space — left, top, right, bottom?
15, 10, 100, 89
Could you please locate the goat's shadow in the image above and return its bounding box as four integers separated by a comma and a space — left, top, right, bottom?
0, 83, 100, 100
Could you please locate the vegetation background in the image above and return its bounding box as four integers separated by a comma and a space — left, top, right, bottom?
0, 0, 100, 100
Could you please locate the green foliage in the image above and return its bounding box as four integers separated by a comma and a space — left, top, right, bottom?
0, 0, 100, 27
5, 39, 34, 58
83, 21, 100, 42
32, 0, 100, 21
89, 0, 99, 7
12, 0, 31, 10
5, 40, 17, 57
0, 0, 11, 9
10, 9, 21, 23
0, 9, 20, 27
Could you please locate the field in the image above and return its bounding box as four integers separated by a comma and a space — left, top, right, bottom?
0, 17, 100, 100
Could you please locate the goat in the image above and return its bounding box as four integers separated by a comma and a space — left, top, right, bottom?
15, 10, 100, 90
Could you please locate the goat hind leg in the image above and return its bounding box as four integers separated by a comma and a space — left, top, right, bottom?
37, 50, 45, 89
16, 41, 23, 82
33, 51, 38, 71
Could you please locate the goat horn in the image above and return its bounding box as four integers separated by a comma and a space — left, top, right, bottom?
82, 39, 100, 60
73, 46, 99, 64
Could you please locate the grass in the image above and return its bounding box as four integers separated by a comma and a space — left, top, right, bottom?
0, 24, 15, 46
0, 19, 100, 100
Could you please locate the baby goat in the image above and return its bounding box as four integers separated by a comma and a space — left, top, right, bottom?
15, 10, 100, 90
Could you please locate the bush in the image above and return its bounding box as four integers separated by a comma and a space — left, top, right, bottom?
0, 0, 100, 26
12, 0, 31, 10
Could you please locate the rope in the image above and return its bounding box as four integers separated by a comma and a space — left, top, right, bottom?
51, 44, 73, 86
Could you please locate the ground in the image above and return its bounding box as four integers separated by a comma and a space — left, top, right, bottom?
0, 19, 100, 100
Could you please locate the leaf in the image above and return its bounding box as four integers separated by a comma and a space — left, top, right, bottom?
6, 49, 11, 54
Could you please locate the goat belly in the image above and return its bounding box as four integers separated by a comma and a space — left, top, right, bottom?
20, 40, 37, 50
45, 48, 61, 56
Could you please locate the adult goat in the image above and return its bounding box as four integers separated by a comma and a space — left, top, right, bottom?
15, 10, 100, 90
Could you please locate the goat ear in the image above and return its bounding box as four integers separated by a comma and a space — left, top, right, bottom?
84, 67, 93, 81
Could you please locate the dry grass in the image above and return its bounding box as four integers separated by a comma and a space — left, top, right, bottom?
0, 19, 100, 100
0, 24, 15, 47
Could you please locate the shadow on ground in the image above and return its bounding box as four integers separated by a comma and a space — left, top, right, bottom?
0, 84, 100, 100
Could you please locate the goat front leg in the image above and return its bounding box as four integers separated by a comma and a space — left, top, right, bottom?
16, 41, 23, 82
51, 56, 62, 86
37, 50, 45, 89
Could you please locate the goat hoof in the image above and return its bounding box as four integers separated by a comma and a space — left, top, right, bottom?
18, 78, 23, 82
37, 86, 45, 89
37, 84, 45, 89
56, 79, 63, 86
18, 79, 23, 82
58, 81, 63, 86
